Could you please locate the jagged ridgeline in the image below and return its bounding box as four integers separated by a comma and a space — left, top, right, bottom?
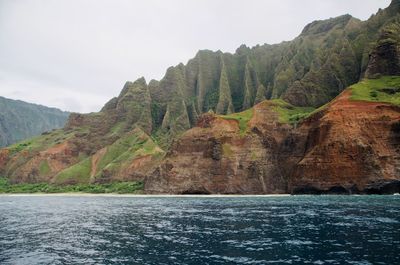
0, 0, 399, 185
129, 0, 400, 132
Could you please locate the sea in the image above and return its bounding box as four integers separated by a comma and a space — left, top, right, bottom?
0, 195, 399, 264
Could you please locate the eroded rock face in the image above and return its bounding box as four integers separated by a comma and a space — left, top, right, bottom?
365, 20, 400, 78
365, 39, 400, 78
289, 91, 400, 194
145, 91, 400, 194
145, 104, 297, 194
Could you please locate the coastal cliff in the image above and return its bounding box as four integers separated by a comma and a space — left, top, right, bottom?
145, 77, 400, 194
0, 0, 399, 194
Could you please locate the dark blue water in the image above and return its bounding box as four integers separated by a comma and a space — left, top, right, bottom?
0, 195, 399, 265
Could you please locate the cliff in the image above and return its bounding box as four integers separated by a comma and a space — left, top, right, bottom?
145, 76, 400, 194
0, 1, 399, 194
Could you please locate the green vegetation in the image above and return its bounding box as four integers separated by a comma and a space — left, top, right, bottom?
216, 62, 235, 114
271, 99, 315, 124
151, 129, 173, 150
0, 177, 143, 194
118, 79, 153, 134
55, 157, 92, 184
220, 108, 254, 135
97, 133, 145, 171
204, 88, 219, 113
109, 121, 125, 136
161, 100, 191, 135
7, 129, 75, 155
307, 102, 330, 117
150, 102, 166, 129
350, 76, 400, 106
254, 84, 267, 104
39, 160, 51, 175
93, 128, 164, 180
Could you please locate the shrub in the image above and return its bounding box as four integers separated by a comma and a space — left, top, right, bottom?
0, 178, 144, 194
370, 91, 378, 98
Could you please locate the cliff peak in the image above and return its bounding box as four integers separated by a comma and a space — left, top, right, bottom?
301, 14, 352, 36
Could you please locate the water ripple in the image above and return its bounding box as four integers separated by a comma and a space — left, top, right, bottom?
0, 195, 399, 264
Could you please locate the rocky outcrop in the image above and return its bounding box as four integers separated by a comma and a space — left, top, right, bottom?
365, 21, 400, 78
116, 78, 153, 134
145, 88, 400, 194
289, 90, 400, 194
145, 104, 292, 194
282, 38, 360, 107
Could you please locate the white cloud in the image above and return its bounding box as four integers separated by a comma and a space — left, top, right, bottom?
0, 0, 391, 112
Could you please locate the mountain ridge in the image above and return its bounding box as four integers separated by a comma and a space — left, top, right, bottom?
0, 96, 70, 147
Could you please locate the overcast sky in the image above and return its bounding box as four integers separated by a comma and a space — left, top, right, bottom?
0, 0, 391, 113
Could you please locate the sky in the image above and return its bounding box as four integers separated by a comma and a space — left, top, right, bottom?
0, 0, 391, 113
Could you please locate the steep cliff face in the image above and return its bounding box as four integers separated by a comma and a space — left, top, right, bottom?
365, 20, 400, 78
145, 103, 293, 194
147, 0, 399, 137
290, 88, 400, 194
145, 76, 400, 194
0, 97, 69, 147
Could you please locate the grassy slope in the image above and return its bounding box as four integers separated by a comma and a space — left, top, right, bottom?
288, 76, 400, 121
55, 157, 92, 184
220, 99, 315, 131
3, 129, 81, 178
266, 76, 400, 124
220, 108, 254, 135
350, 76, 400, 106
52, 128, 164, 184
7, 129, 75, 155
94, 128, 164, 178
270, 99, 316, 124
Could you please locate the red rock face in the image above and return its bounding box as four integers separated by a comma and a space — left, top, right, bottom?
145, 103, 295, 194
145, 91, 400, 194
289, 90, 400, 194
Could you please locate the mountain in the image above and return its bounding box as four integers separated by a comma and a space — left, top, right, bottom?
146, 76, 400, 194
0, 0, 399, 194
0, 96, 70, 147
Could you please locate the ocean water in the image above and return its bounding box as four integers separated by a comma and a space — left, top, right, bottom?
0, 195, 399, 265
